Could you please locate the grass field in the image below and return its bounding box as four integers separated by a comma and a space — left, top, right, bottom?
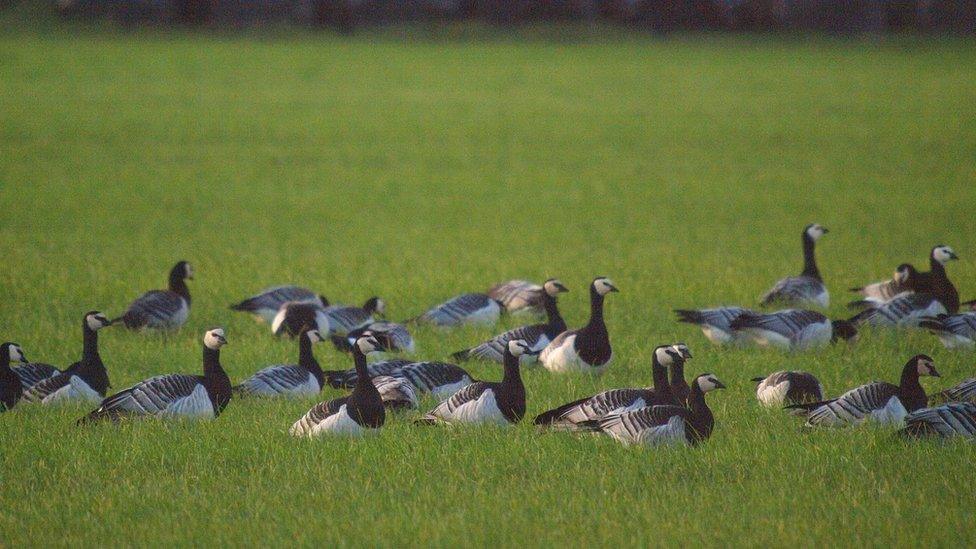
2, 11, 976, 546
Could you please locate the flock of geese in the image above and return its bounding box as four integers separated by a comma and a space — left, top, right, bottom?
3, 224, 976, 446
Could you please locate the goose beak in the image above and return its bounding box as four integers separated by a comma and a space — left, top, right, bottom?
608, 285, 620, 293
929, 366, 941, 377
714, 380, 727, 389
556, 283, 569, 293
949, 252, 959, 260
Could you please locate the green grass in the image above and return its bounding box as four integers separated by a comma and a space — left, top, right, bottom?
2, 15, 976, 547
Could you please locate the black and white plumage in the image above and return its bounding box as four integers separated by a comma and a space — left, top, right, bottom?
230, 285, 327, 324
290, 335, 386, 437
115, 261, 193, 330
416, 340, 529, 426
916, 245, 960, 314
919, 312, 976, 349
330, 322, 415, 354
669, 343, 693, 406
324, 297, 385, 336
325, 360, 474, 400
453, 278, 569, 364
410, 293, 502, 327
234, 329, 326, 397
787, 354, 939, 427
79, 329, 231, 423
751, 371, 823, 408
674, 306, 754, 346
730, 309, 858, 351
487, 279, 546, 315
372, 375, 419, 411
847, 263, 919, 309
534, 344, 685, 430
848, 293, 947, 328
271, 301, 331, 338
539, 277, 617, 375
929, 378, 976, 405
1, 343, 28, 412
584, 374, 726, 447
12, 362, 61, 390
898, 402, 976, 439
760, 224, 829, 308
24, 312, 113, 405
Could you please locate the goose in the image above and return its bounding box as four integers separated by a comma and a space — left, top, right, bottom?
79, 328, 231, 423
452, 278, 569, 364
372, 375, 419, 411
787, 354, 939, 427
751, 371, 823, 408
24, 312, 113, 404
330, 322, 415, 354
409, 293, 502, 327
848, 293, 947, 328
929, 378, 976, 405
915, 245, 960, 313
271, 301, 331, 338
533, 344, 685, 430
898, 402, 976, 439
487, 279, 545, 315
234, 328, 326, 397
729, 309, 858, 351
11, 361, 61, 390
290, 334, 386, 437
230, 285, 327, 323
324, 297, 385, 335
674, 306, 754, 346
1, 343, 28, 412
760, 224, 829, 308
539, 277, 618, 375
582, 374, 726, 447
847, 263, 919, 309
325, 360, 474, 400
919, 312, 976, 349
415, 340, 529, 426
115, 261, 193, 330
669, 343, 693, 406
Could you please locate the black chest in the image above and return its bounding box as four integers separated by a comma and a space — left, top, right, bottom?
495, 384, 526, 424
347, 386, 386, 429
1, 370, 22, 410
575, 327, 612, 367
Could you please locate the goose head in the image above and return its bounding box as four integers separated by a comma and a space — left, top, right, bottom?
355, 332, 382, 355
506, 339, 532, 358
695, 373, 726, 392
543, 278, 569, 297
363, 297, 386, 317
2, 343, 28, 364
831, 319, 858, 343
592, 277, 619, 296
910, 354, 940, 378
85, 311, 113, 331
894, 263, 917, 284
204, 328, 227, 350
172, 260, 194, 281
671, 343, 692, 360
932, 245, 958, 264
304, 329, 325, 344
653, 345, 683, 367
804, 223, 828, 242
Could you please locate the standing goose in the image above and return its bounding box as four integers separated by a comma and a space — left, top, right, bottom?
848, 293, 947, 328
487, 279, 545, 315
331, 321, 415, 354
583, 374, 726, 447
271, 301, 331, 338
324, 297, 385, 335
1, 343, 28, 412
231, 285, 327, 324
533, 344, 685, 430
674, 307, 754, 346
115, 261, 193, 330
290, 334, 386, 437
452, 278, 569, 364
787, 354, 939, 427
919, 312, 976, 349
669, 343, 693, 406
372, 375, 419, 411
24, 312, 113, 404
79, 328, 231, 423
539, 277, 618, 375
325, 360, 474, 400
929, 378, 976, 405
847, 264, 919, 309
760, 224, 829, 308
898, 402, 976, 439
409, 293, 502, 327
415, 340, 529, 426
234, 328, 326, 397
729, 309, 858, 351
751, 371, 824, 408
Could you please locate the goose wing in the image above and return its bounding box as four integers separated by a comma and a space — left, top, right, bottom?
761, 276, 825, 305
806, 382, 900, 426
930, 378, 976, 405
732, 309, 827, 339
415, 293, 497, 326
455, 323, 547, 363
323, 359, 414, 389
372, 375, 419, 410
900, 402, 976, 438
324, 306, 373, 335
397, 362, 474, 397
232, 285, 318, 312
418, 381, 495, 422
82, 374, 210, 421
592, 405, 691, 446
487, 280, 544, 312
290, 396, 350, 436
850, 293, 946, 327
236, 364, 317, 396
23, 371, 73, 403
12, 363, 60, 389
121, 290, 187, 328
920, 313, 976, 338
536, 388, 651, 429
674, 307, 749, 330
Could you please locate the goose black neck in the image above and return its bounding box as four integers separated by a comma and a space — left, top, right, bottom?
898, 360, 926, 411
0, 349, 10, 372
299, 335, 323, 383
203, 346, 223, 378
169, 269, 191, 304
587, 285, 606, 327
670, 359, 685, 387
82, 323, 100, 362
352, 347, 370, 388
688, 384, 712, 424
543, 294, 567, 333
801, 233, 821, 280
929, 256, 946, 277
502, 351, 522, 387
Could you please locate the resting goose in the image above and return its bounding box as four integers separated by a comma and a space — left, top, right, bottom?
487, 279, 545, 315
290, 334, 386, 437
787, 354, 939, 427
234, 328, 326, 397
271, 301, 331, 338
916, 245, 960, 313
331, 322, 415, 354
452, 278, 569, 364
751, 371, 823, 408
847, 263, 919, 309
409, 293, 502, 327
115, 261, 192, 330
898, 402, 976, 439
372, 375, 419, 411
674, 307, 754, 346
534, 344, 684, 430
584, 374, 726, 447
324, 297, 385, 336
1, 343, 28, 412
415, 340, 529, 426
848, 293, 947, 328
760, 224, 829, 308
729, 309, 857, 351
929, 378, 976, 405
325, 360, 474, 400
231, 285, 327, 323
79, 328, 231, 423
919, 312, 976, 349
24, 312, 113, 404
539, 277, 618, 375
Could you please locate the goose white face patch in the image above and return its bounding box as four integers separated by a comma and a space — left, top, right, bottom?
184, 263, 194, 279
86, 314, 109, 331
544, 279, 566, 296
654, 347, 675, 366
357, 336, 380, 354
933, 246, 956, 264
594, 278, 617, 296
8, 345, 25, 362
916, 358, 936, 376
507, 339, 529, 357
204, 328, 227, 349
806, 224, 826, 241
698, 375, 724, 392
374, 299, 386, 315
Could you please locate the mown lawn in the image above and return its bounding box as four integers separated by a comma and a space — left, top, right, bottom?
1, 15, 975, 547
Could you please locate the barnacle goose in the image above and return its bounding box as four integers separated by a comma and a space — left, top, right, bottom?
234, 328, 326, 397
330, 322, 415, 354
729, 309, 857, 351
929, 378, 976, 405
271, 301, 331, 338
372, 375, 419, 411
787, 354, 939, 427
325, 360, 474, 400
848, 293, 947, 328
760, 224, 829, 308
919, 312, 976, 349
674, 307, 754, 346
539, 277, 618, 375
583, 374, 726, 447
415, 340, 529, 426
230, 285, 327, 324
409, 293, 502, 327
11, 361, 60, 390
533, 344, 685, 430
452, 278, 569, 364
1, 343, 28, 412
290, 334, 386, 437
669, 343, 693, 406
898, 402, 976, 439
79, 328, 231, 423
487, 279, 545, 315
751, 371, 823, 408
24, 312, 113, 404
847, 264, 919, 309
916, 245, 960, 313
324, 297, 385, 336
115, 261, 193, 330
